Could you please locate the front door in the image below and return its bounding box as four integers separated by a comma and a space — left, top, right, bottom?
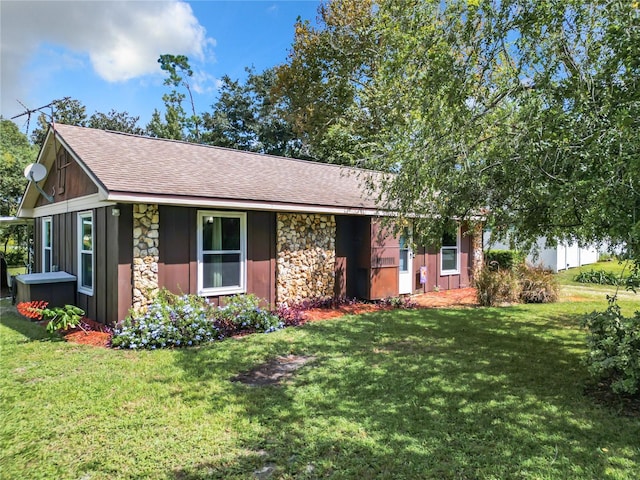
398, 232, 413, 294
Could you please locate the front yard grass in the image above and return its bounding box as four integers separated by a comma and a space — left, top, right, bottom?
1, 292, 639, 479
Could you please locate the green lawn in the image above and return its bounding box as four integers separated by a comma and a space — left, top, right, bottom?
555, 259, 634, 287
1, 290, 639, 479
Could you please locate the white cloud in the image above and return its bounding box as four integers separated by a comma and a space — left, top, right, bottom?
1, 0, 214, 117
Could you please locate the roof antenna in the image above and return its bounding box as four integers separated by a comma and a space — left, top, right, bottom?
12, 98, 69, 203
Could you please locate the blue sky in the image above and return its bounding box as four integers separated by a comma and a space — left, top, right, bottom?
1, 1, 321, 134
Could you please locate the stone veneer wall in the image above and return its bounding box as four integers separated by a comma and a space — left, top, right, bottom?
470, 222, 484, 278
132, 204, 159, 311
276, 213, 336, 304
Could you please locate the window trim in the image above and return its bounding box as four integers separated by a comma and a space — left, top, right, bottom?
399, 229, 411, 273
42, 216, 53, 273
440, 226, 460, 276
197, 210, 247, 296
77, 211, 94, 296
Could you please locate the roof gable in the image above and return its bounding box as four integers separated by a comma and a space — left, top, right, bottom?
39, 124, 385, 213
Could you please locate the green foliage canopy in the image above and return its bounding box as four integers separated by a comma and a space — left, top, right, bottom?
0, 119, 36, 216
201, 67, 304, 157
275, 0, 640, 261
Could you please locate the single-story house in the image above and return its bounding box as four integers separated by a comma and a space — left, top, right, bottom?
17, 124, 482, 325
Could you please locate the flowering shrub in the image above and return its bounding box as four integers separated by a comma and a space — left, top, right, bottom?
217, 294, 283, 333
111, 291, 283, 350
111, 290, 220, 349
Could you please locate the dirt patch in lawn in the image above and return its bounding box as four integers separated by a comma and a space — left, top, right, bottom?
231, 355, 316, 386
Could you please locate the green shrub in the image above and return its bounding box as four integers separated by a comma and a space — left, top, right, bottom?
3, 248, 27, 267
217, 294, 283, 333
574, 269, 620, 285
626, 268, 640, 292
475, 266, 521, 306
581, 302, 640, 395
519, 267, 559, 303
485, 250, 525, 272
16, 300, 85, 333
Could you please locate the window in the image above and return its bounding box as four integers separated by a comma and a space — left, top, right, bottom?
197, 211, 246, 295
440, 224, 460, 275
399, 230, 410, 273
42, 217, 52, 273
78, 211, 93, 295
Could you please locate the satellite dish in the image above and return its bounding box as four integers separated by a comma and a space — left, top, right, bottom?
24, 163, 47, 183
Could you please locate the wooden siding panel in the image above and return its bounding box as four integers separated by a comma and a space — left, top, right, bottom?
246, 211, 276, 305
34, 219, 42, 272
93, 208, 107, 323
117, 205, 133, 324
159, 206, 194, 295
36, 147, 98, 207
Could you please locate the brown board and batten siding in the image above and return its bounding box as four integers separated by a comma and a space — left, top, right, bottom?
35, 146, 98, 208
34, 205, 130, 326
158, 207, 277, 306
411, 224, 473, 294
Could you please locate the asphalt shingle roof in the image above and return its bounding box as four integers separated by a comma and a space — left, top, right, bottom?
53, 124, 384, 211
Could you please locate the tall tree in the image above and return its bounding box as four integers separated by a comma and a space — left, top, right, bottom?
274, 0, 379, 164
276, 0, 640, 261
28, 98, 144, 144
147, 54, 201, 141
87, 110, 144, 135
0, 119, 37, 258
0, 119, 36, 217
202, 67, 304, 157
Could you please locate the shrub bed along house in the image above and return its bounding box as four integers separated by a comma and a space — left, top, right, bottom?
111, 291, 283, 350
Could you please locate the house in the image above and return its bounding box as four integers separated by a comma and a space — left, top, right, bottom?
17, 124, 482, 325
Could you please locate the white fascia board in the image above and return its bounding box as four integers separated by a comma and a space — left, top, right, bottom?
105, 192, 387, 217
21, 194, 116, 218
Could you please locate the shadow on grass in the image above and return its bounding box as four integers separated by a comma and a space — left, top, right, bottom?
170, 306, 640, 479
0, 300, 58, 343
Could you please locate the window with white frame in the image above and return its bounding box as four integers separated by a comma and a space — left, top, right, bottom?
440, 224, 460, 275
399, 229, 410, 273
42, 217, 53, 273
78, 212, 94, 295
197, 211, 246, 295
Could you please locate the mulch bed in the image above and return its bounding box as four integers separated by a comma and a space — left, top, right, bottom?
58, 288, 481, 348
54, 318, 112, 349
